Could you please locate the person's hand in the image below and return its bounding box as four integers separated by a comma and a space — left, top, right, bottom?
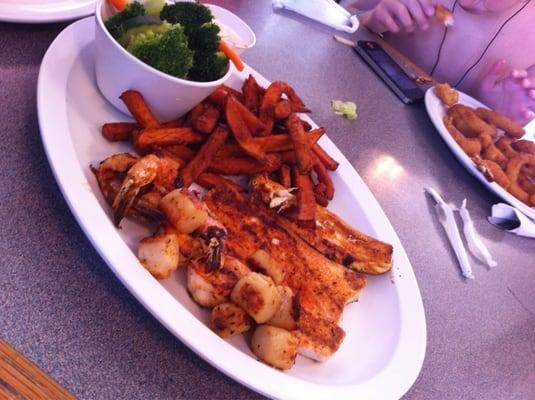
359, 0, 436, 34
475, 59, 535, 125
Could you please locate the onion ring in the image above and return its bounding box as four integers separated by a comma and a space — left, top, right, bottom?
473, 157, 510, 189
443, 116, 481, 156
511, 139, 535, 155
482, 143, 508, 169
505, 154, 535, 206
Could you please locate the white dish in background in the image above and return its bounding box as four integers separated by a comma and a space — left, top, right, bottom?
425, 88, 535, 220
37, 17, 426, 400
210, 4, 256, 54
0, 0, 95, 23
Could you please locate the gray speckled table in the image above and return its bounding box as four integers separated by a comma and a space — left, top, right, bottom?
1, 2, 534, 399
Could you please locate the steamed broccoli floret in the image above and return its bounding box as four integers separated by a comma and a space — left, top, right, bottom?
187, 22, 221, 53
119, 21, 171, 49
129, 25, 194, 79
105, 2, 146, 39
189, 51, 229, 82
160, 2, 213, 35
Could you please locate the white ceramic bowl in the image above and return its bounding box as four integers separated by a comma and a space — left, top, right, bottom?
94, 0, 235, 121
210, 4, 256, 55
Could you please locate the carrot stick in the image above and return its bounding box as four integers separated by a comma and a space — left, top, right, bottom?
109, 0, 127, 11
219, 40, 244, 72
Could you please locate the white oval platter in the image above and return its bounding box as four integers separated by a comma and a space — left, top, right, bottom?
37, 17, 426, 400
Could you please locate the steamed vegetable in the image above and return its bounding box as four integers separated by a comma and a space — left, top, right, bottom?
105, 1, 146, 39
189, 51, 229, 82
129, 24, 194, 79
105, 1, 229, 81
109, 0, 128, 11
219, 40, 244, 72
144, 0, 166, 16
331, 100, 358, 120
160, 2, 214, 34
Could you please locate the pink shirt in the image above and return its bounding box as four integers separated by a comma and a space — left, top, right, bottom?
383, 1, 535, 95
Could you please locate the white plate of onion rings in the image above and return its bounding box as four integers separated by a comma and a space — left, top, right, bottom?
425, 88, 535, 220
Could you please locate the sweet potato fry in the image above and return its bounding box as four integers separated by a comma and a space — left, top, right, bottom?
242, 74, 263, 114
179, 126, 229, 187
312, 144, 339, 171
102, 122, 138, 142
232, 96, 267, 135
164, 145, 196, 162
119, 90, 159, 128
261, 81, 309, 115
274, 100, 292, 120
279, 164, 291, 188
161, 117, 185, 128
136, 128, 204, 149
286, 113, 313, 174
279, 151, 296, 165
151, 146, 187, 169
195, 172, 243, 192
312, 154, 334, 200
193, 103, 221, 134
292, 166, 316, 228
184, 103, 205, 128
313, 182, 329, 207
226, 95, 268, 161
301, 119, 313, 132
208, 86, 229, 107
216, 128, 325, 159
209, 154, 281, 175
222, 85, 244, 102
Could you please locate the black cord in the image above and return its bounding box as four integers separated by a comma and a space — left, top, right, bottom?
429, 0, 459, 76
454, 0, 532, 87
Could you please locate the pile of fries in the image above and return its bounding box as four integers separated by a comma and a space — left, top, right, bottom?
435, 83, 535, 207
101, 76, 338, 227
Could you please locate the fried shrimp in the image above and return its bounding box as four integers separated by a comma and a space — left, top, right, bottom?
443, 116, 481, 156
475, 108, 525, 138
435, 4, 454, 27
448, 104, 495, 138
435, 83, 458, 107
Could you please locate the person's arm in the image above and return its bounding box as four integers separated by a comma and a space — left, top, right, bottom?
346, 0, 382, 10
358, 0, 437, 33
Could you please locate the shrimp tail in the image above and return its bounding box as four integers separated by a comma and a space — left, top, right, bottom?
112, 178, 140, 226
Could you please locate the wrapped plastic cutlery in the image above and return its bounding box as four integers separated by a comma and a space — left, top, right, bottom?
425, 188, 474, 279
459, 199, 497, 268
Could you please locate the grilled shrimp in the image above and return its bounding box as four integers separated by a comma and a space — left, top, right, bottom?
92, 153, 165, 225
112, 154, 179, 226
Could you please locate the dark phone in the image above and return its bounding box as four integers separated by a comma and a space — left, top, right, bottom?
354, 40, 424, 104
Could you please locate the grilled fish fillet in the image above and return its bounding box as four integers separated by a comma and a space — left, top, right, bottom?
250, 175, 393, 274
204, 187, 366, 361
